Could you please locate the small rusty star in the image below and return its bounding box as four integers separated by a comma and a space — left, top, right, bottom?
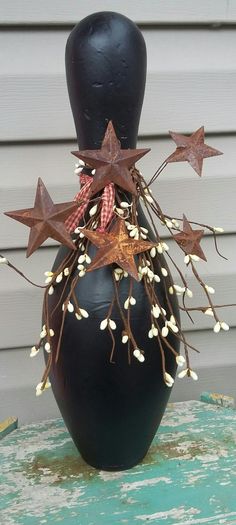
72, 121, 150, 196
167, 126, 222, 176
4, 178, 77, 257
81, 218, 156, 280
173, 214, 207, 261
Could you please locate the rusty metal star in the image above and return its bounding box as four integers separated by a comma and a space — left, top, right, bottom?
81, 218, 156, 280
167, 126, 222, 176
72, 121, 150, 196
173, 214, 207, 261
4, 178, 77, 257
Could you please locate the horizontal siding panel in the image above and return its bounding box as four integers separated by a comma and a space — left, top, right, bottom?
2, 29, 236, 75
1, 334, 236, 424
1, 0, 236, 25
1, 176, 235, 249
0, 236, 235, 349
0, 135, 234, 249
1, 71, 236, 141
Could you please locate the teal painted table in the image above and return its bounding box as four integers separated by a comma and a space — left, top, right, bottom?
0, 400, 236, 525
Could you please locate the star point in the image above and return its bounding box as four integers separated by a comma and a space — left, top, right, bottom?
72, 121, 150, 196
4, 178, 78, 257
167, 127, 222, 176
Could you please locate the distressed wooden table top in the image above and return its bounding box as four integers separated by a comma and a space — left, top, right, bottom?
0, 400, 236, 525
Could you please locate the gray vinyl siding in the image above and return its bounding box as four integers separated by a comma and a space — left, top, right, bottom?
0, 1, 235, 423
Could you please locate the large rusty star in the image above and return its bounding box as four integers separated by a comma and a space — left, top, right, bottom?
72, 121, 150, 196
167, 126, 222, 176
82, 219, 156, 280
5, 178, 77, 257
173, 215, 207, 261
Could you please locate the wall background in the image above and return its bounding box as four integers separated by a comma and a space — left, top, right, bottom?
0, 0, 235, 424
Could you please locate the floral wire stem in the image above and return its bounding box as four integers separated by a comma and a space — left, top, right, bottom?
179, 303, 236, 313
157, 332, 167, 378
190, 261, 220, 322
143, 270, 200, 356
135, 170, 231, 331
146, 161, 168, 187
160, 213, 227, 260
50, 249, 80, 317
112, 274, 138, 351
0, 254, 48, 289
126, 276, 134, 365
163, 251, 194, 324
127, 290, 132, 365
3, 155, 235, 393
139, 169, 226, 264
108, 325, 116, 363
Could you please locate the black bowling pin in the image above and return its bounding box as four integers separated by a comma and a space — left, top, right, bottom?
45, 11, 180, 471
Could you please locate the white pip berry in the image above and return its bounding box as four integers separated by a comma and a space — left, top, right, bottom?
100, 318, 116, 330
148, 323, 158, 338
67, 301, 74, 313
36, 379, 51, 397
184, 254, 200, 264
161, 325, 169, 338
143, 188, 154, 204
205, 284, 215, 294
109, 319, 116, 330
100, 319, 108, 330
48, 285, 54, 295
157, 242, 169, 254
0, 257, 8, 264
164, 218, 173, 228
213, 227, 224, 233
176, 355, 186, 366
44, 342, 51, 353
120, 201, 131, 209
204, 307, 214, 316
173, 284, 185, 295
30, 346, 39, 358
151, 304, 161, 318
164, 372, 174, 387
45, 274, 53, 284
161, 267, 168, 277
89, 204, 98, 217
213, 321, 229, 333
186, 288, 193, 298
178, 368, 198, 381
133, 348, 145, 362
122, 333, 129, 344
56, 272, 63, 283
79, 308, 89, 318
124, 296, 136, 309
40, 325, 47, 339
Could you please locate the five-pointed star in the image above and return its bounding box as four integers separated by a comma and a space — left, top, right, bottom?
167, 126, 222, 176
72, 121, 150, 196
4, 178, 77, 257
81, 218, 156, 281
173, 214, 207, 261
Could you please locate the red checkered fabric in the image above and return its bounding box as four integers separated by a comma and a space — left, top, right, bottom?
65, 173, 115, 233
97, 183, 115, 232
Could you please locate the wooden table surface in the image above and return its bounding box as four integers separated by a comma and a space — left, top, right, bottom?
0, 400, 235, 525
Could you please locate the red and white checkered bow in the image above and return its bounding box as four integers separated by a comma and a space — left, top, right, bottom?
65, 174, 115, 233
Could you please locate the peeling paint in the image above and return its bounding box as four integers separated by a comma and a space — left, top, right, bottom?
0, 401, 235, 525
121, 476, 172, 492
136, 505, 200, 521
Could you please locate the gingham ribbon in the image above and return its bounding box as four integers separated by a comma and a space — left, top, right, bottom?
65, 173, 115, 233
